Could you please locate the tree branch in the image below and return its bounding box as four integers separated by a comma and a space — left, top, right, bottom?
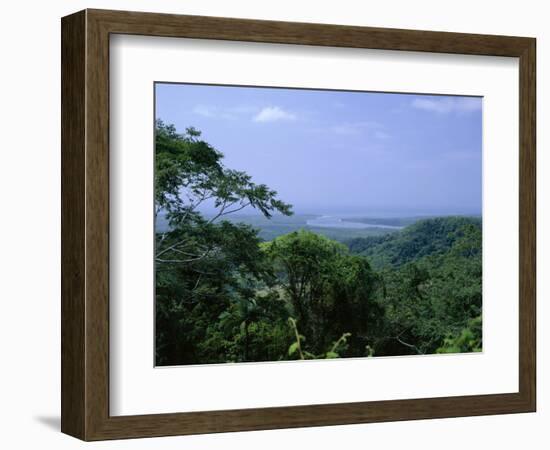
393, 334, 424, 355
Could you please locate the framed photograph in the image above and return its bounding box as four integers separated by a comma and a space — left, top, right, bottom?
61, 9, 536, 441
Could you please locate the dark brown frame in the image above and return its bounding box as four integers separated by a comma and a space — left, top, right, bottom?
61, 9, 536, 441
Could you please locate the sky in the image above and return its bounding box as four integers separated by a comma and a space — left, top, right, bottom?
155, 83, 482, 216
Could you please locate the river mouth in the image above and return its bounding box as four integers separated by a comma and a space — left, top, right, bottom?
306, 215, 404, 230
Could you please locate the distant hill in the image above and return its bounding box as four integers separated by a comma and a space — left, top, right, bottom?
347, 216, 482, 269
157, 212, 400, 242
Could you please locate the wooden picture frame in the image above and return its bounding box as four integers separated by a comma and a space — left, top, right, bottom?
61, 8, 536, 441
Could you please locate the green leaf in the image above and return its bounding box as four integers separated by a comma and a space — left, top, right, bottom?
288, 342, 299, 356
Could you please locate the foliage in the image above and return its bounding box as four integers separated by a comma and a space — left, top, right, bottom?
263, 230, 383, 356
436, 316, 482, 354
347, 216, 481, 269
154, 121, 483, 365
371, 222, 482, 355
155, 120, 292, 365
287, 317, 352, 360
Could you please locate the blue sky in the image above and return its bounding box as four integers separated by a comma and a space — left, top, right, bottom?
156, 83, 482, 216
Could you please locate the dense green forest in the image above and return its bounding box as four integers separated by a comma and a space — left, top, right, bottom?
347, 216, 482, 269
155, 120, 482, 366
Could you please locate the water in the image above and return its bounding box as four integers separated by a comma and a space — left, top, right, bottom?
306, 215, 404, 230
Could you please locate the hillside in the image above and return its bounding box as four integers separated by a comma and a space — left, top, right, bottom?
347, 216, 482, 269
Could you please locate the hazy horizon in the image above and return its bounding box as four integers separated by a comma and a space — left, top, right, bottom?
156, 83, 482, 216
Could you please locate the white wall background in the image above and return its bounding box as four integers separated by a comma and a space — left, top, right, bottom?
0, 1, 546, 448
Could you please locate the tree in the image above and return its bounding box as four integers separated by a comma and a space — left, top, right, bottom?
437, 316, 482, 353
154, 120, 293, 365
374, 222, 482, 356
262, 231, 346, 342
218, 298, 261, 362
153, 121, 483, 365
263, 230, 383, 356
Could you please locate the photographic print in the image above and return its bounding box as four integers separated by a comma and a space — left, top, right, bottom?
154, 83, 482, 366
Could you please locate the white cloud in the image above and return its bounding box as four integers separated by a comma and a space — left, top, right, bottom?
253, 106, 296, 123
411, 97, 482, 114
193, 104, 298, 123
192, 104, 256, 120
